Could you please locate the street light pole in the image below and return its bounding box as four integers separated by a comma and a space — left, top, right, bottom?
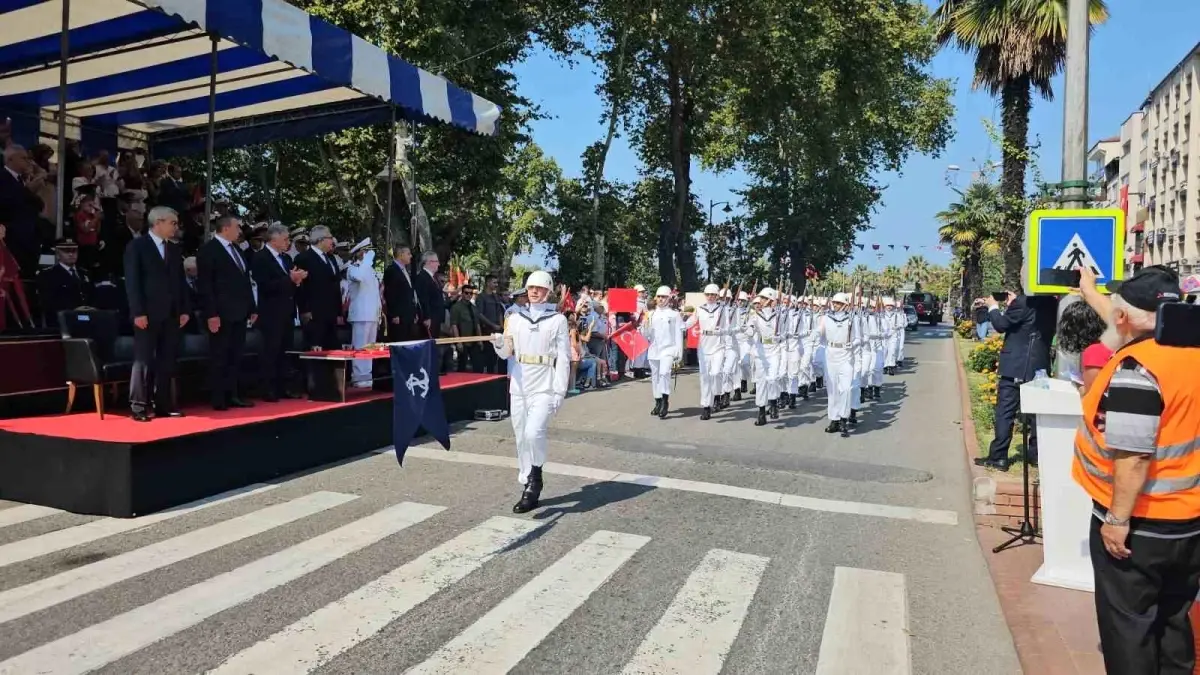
1061, 0, 1090, 210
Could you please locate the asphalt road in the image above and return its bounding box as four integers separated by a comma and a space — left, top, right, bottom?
0, 323, 1021, 674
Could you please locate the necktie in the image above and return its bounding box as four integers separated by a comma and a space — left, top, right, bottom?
327, 255, 337, 275
229, 243, 245, 273
68, 267, 78, 281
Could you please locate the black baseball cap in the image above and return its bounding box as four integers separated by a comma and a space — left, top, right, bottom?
1106, 265, 1181, 312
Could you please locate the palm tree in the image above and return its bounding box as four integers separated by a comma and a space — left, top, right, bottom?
937, 181, 1003, 311
903, 255, 931, 289
933, 0, 1108, 291
881, 265, 904, 293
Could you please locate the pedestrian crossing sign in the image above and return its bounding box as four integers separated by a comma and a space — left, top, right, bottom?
1025, 209, 1125, 295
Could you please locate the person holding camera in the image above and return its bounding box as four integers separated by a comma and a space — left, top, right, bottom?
974, 288, 1057, 471
1070, 265, 1200, 674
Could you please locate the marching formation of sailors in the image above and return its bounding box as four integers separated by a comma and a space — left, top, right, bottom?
630, 283, 910, 435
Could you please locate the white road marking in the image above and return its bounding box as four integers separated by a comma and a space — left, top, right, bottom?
0, 492, 357, 626
814, 567, 912, 675
0, 483, 277, 569
622, 549, 768, 675
406, 530, 650, 674
0, 502, 444, 675
0, 504, 62, 529
396, 447, 958, 526
210, 516, 544, 675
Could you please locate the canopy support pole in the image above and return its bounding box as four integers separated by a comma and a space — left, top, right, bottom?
383, 105, 396, 253
54, 0, 70, 239
203, 33, 218, 238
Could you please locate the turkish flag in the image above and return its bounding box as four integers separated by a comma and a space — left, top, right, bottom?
610, 321, 649, 359
1120, 184, 1129, 217
686, 322, 701, 349
607, 288, 638, 314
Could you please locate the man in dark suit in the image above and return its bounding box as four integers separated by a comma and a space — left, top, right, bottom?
975, 289, 1058, 470
124, 205, 191, 422
293, 225, 343, 350
198, 215, 257, 410
382, 245, 420, 342
35, 238, 89, 329
413, 251, 443, 340
0, 145, 44, 278
253, 223, 307, 400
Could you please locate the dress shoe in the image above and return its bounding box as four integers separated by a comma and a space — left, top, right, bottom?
131, 412, 152, 423
512, 466, 543, 514
755, 407, 767, 426
651, 398, 662, 416
825, 420, 841, 434
701, 406, 712, 421
154, 409, 185, 418
658, 395, 670, 419
228, 398, 255, 408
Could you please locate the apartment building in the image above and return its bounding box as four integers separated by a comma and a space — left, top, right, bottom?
1136, 42, 1200, 275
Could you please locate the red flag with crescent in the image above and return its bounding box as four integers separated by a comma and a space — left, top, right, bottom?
686, 322, 701, 349
610, 321, 649, 359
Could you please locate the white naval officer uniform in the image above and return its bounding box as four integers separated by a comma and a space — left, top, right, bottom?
493, 298, 571, 486
719, 291, 740, 398
345, 243, 381, 387
748, 290, 782, 410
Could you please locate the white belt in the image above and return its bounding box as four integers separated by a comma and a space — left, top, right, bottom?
518, 354, 555, 366
827, 342, 848, 348
702, 330, 721, 336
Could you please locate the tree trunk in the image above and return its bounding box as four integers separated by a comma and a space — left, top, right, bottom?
661, 40, 687, 288
964, 249, 983, 311
675, 222, 700, 290
1000, 76, 1032, 292
590, 26, 629, 289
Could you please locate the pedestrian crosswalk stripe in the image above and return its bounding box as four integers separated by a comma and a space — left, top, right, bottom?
0, 491, 358, 627
0, 505, 63, 529
209, 515, 545, 674
814, 567, 911, 675
621, 549, 769, 675
0, 501, 444, 675
406, 530, 651, 674
0, 483, 278, 569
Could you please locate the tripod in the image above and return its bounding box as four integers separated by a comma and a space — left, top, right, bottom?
993, 412, 1040, 552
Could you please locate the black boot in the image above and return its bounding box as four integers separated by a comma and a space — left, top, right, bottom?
769, 400, 779, 420
659, 394, 670, 419
651, 398, 662, 416
787, 393, 797, 409
513, 466, 543, 514
873, 386, 882, 399
816, 376, 824, 390
755, 407, 768, 426
722, 393, 731, 408
740, 380, 748, 393
825, 419, 841, 434
701, 406, 712, 421
840, 422, 851, 438
800, 386, 809, 401
848, 409, 858, 427
732, 389, 742, 402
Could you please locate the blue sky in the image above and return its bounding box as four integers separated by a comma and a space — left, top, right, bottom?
511, 0, 1200, 274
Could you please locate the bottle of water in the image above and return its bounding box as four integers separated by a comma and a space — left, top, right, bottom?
1034, 369, 1050, 389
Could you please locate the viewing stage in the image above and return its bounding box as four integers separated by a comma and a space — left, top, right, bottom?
0, 373, 507, 518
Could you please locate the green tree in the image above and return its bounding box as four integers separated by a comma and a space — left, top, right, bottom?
933, 0, 1109, 290
937, 181, 1003, 310
881, 265, 904, 292
903, 255, 932, 288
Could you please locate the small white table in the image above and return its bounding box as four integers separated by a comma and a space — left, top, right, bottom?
1020, 378, 1092, 592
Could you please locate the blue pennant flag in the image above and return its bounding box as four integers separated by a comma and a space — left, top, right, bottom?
390, 340, 451, 464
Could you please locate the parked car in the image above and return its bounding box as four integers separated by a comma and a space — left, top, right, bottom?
903, 305, 918, 331
903, 291, 942, 325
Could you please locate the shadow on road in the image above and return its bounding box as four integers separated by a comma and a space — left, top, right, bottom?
498, 481, 655, 553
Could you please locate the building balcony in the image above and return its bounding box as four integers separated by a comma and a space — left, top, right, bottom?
1132, 222, 1146, 233
1132, 253, 1145, 264
1136, 207, 1149, 224
1140, 147, 1149, 163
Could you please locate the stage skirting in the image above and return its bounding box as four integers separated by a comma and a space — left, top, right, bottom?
0, 373, 507, 518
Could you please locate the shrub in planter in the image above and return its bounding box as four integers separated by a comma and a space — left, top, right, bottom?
967, 335, 1003, 373
955, 319, 976, 339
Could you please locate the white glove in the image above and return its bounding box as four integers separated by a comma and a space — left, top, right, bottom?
490, 332, 505, 349
551, 395, 564, 413
362, 250, 376, 267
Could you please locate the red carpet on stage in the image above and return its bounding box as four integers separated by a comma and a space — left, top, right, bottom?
0, 373, 503, 443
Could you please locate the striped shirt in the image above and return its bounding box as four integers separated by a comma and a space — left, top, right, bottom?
1093, 350, 1200, 536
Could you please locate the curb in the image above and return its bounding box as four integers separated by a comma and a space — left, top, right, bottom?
952, 335, 1039, 529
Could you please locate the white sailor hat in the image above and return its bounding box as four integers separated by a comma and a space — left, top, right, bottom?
703, 283, 720, 295
525, 270, 553, 289
719, 288, 732, 298
655, 285, 672, 297
348, 237, 372, 256
634, 284, 646, 292
737, 291, 749, 301
832, 292, 851, 305
758, 287, 777, 301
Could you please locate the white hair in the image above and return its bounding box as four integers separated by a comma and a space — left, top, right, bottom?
309, 225, 332, 242
145, 205, 177, 226
421, 251, 439, 265
183, 256, 197, 270
266, 223, 289, 241
1109, 294, 1157, 343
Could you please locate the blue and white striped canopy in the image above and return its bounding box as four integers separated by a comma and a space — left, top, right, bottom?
0, 0, 501, 156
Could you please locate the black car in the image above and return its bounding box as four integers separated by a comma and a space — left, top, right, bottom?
904, 292, 942, 325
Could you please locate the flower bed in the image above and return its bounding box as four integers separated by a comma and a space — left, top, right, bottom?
955, 334, 1032, 471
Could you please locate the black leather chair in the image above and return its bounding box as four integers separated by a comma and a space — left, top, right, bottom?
59, 309, 123, 418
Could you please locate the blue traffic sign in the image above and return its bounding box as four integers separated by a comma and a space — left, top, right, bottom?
1025, 209, 1125, 295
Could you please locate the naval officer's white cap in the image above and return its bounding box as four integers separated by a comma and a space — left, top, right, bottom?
525, 270, 553, 289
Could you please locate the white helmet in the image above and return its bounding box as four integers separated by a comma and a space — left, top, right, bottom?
719, 288, 732, 298
634, 284, 646, 292
525, 270, 553, 290
758, 287, 777, 301
737, 291, 749, 301
703, 283, 720, 295
831, 292, 851, 305
655, 285, 672, 297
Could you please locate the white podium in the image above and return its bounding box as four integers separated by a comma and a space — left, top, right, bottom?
1021, 378, 1093, 592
